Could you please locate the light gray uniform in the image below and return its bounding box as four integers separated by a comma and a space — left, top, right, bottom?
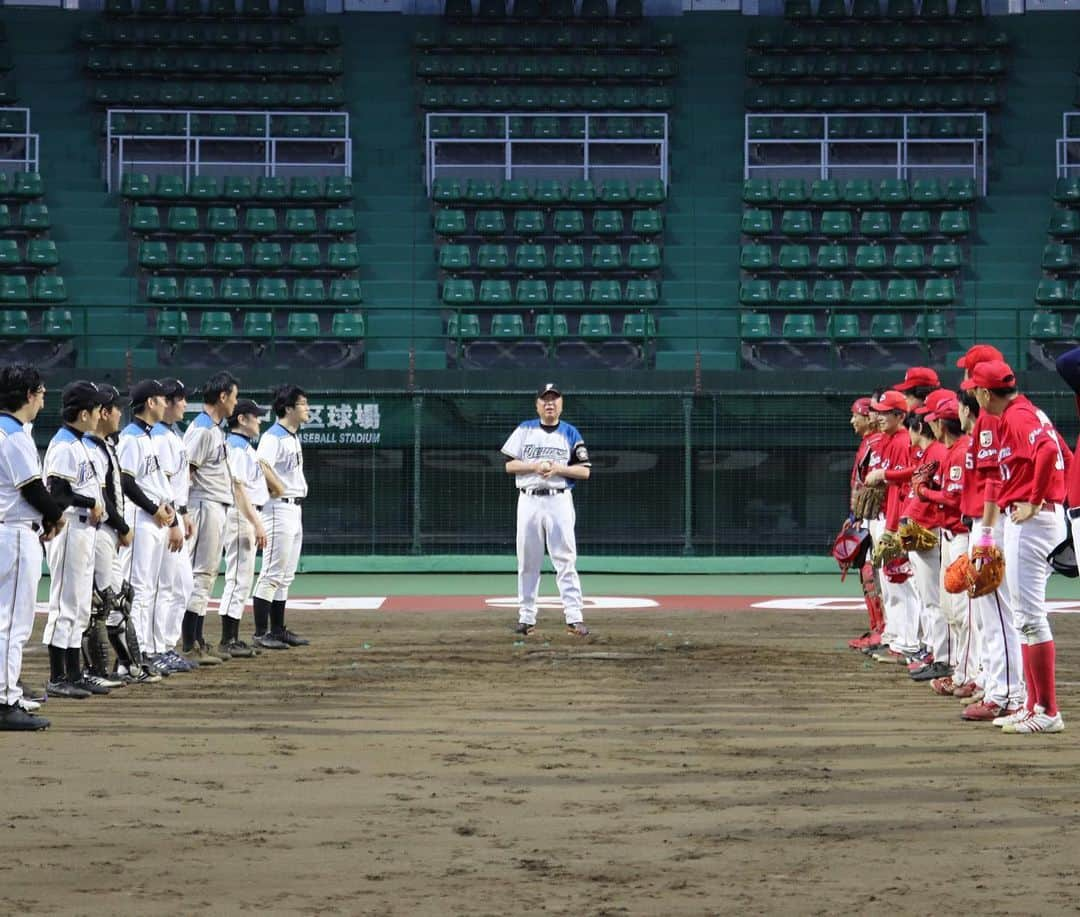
183, 411, 233, 618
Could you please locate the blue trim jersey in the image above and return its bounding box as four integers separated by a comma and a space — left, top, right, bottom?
227, 433, 269, 507
44, 426, 101, 514
184, 410, 233, 505
152, 422, 190, 507
0, 413, 44, 524
118, 420, 172, 505
257, 422, 307, 498
501, 419, 590, 490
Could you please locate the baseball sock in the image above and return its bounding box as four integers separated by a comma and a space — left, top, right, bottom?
270, 600, 285, 633
66, 647, 83, 683
194, 614, 205, 646
48, 645, 66, 682
181, 611, 198, 651
252, 597, 270, 636
1020, 643, 1037, 711
1029, 640, 1058, 716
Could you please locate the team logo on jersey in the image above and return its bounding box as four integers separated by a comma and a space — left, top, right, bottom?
979, 430, 993, 448
950, 466, 962, 481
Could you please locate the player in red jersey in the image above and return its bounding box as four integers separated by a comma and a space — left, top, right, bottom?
847, 397, 886, 650
964, 360, 1069, 734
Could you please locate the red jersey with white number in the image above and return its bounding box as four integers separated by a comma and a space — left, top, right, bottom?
880, 428, 912, 530
964, 412, 1001, 516
996, 395, 1068, 507
918, 435, 969, 533
901, 440, 948, 528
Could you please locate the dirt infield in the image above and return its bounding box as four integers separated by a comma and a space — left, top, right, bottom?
8, 605, 1080, 916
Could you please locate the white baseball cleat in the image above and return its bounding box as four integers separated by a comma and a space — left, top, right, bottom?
993, 707, 1031, 728
1002, 705, 1065, 735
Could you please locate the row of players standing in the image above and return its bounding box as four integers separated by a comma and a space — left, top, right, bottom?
844, 345, 1080, 735
0, 364, 311, 731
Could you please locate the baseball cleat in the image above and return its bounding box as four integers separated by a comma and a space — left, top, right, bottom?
0, 703, 50, 731
131, 666, 163, 684
253, 633, 289, 650
848, 631, 882, 651
930, 676, 955, 696
961, 700, 1019, 722
514, 623, 536, 636
847, 631, 871, 649
872, 649, 907, 664
993, 707, 1032, 728
271, 628, 309, 647
911, 661, 953, 683
45, 679, 92, 700
77, 675, 117, 694
951, 681, 979, 699
566, 622, 590, 637
200, 639, 228, 661
1002, 705, 1064, 734
17, 697, 41, 712
221, 640, 255, 658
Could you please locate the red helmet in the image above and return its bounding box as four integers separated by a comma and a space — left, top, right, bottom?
883, 556, 914, 583
832, 527, 869, 580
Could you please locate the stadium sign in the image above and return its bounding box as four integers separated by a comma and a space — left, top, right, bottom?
298, 401, 382, 447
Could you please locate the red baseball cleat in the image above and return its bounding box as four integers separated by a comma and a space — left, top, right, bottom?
952, 681, 979, 699
848, 631, 882, 650
961, 700, 1019, 722
930, 676, 955, 696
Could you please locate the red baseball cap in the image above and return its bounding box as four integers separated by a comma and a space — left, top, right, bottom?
870, 390, 908, 413
960, 359, 1016, 391
851, 397, 872, 416
927, 396, 960, 422
894, 366, 941, 392
914, 388, 951, 416
956, 344, 1004, 372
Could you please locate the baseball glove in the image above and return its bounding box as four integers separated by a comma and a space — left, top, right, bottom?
944, 547, 1005, 597
898, 519, 939, 552
910, 460, 939, 500
853, 483, 886, 520
883, 556, 914, 583
871, 530, 905, 567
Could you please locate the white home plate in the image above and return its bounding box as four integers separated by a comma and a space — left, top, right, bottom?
486, 596, 658, 610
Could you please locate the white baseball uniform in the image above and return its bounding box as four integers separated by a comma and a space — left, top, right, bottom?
253, 421, 306, 603
219, 432, 269, 621
152, 421, 193, 652
0, 413, 47, 707
85, 432, 126, 625
42, 426, 102, 651
184, 411, 233, 618
118, 418, 172, 650
501, 419, 590, 626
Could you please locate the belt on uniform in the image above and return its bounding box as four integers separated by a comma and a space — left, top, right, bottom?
961, 516, 975, 528
1005, 500, 1060, 514
1, 519, 41, 532
76, 514, 100, 528
253, 505, 264, 512
177, 504, 188, 514
1068, 506, 1080, 521
278, 497, 303, 505
520, 488, 567, 496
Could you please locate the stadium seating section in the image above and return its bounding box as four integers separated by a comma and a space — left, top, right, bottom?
738, 175, 974, 369
1029, 177, 1080, 366
121, 172, 363, 368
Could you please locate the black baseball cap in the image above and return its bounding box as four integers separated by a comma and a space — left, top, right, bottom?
129, 378, 166, 407
62, 380, 110, 412
536, 383, 562, 398
160, 377, 190, 400
229, 398, 265, 423
97, 383, 122, 409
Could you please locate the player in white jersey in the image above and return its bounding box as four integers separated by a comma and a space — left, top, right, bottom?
0, 364, 63, 730
181, 371, 239, 665
252, 384, 310, 648
149, 379, 196, 675
502, 383, 592, 637
218, 399, 272, 654
42, 381, 116, 699
118, 379, 177, 679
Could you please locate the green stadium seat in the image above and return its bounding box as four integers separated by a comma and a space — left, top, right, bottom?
781, 313, 816, 340
899, 210, 932, 237
781, 210, 812, 237
196, 310, 232, 338
567, 179, 597, 205
820, 210, 853, 238
147, 275, 179, 304
25, 239, 59, 268
0, 308, 29, 336
870, 312, 905, 339
165, 206, 198, 234
814, 244, 846, 271
813, 279, 846, 306
810, 180, 841, 205
552, 244, 585, 272
593, 210, 623, 236
1030, 311, 1064, 340
285, 208, 318, 235
885, 278, 919, 306
208, 241, 243, 271
624, 279, 659, 305
465, 179, 498, 205
634, 180, 666, 205
244, 207, 277, 235
182, 276, 215, 303
826, 313, 860, 341
221, 277, 253, 304
742, 209, 772, 236
1053, 177, 1080, 204
621, 312, 656, 339
432, 179, 463, 205
285, 312, 321, 339
0, 241, 19, 268
740, 279, 772, 306
924, 277, 955, 305
255, 177, 288, 202
554, 210, 585, 237
740, 312, 772, 340
222, 176, 254, 201
843, 179, 876, 205
32, 275, 67, 303
744, 181, 775, 207
516, 280, 549, 306
534, 180, 565, 205
579, 313, 613, 338
187, 175, 220, 202
256, 277, 289, 304
328, 278, 362, 304
910, 179, 944, 206
435, 209, 467, 237
776, 279, 810, 305
499, 180, 532, 205
289, 176, 322, 203
893, 244, 925, 271
591, 244, 623, 271
878, 179, 910, 205
472, 244, 507, 271
627, 243, 661, 271
850, 278, 883, 305
1043, 243, 1076, 272
250, 242, 283, 270
945, 178, 976, 204
241, 311, 274, 339
155, 174, 185, 201
331, 312, 365, 340
294, 278, 326, 305
939, 210, 970, 236
776, 179, 807, 205
514, 244, 547, 272
913, 312, 948, 340
326, 242, 360, 271
155, 310, 189, 338
631, 210, 662, 236
854, 245, 887, 271
288, 242, 321, 270
858, 210, 891, 238
535, 313, 569, 338
479, 279, 513, 306
600, 180, 632, 205
121, 173, 153, 200
41, 308, 73, 337
175, 240, 208, 269
930, 244, 962, 270
130, 205, 160, 233
323, 177, 353, 203
588, 281, 622, 307
552, 280, 586, 305
513, 210, 546, 237
1035, 279, 1070, 306
489, 314, 525, 339
741, 244, 773, 272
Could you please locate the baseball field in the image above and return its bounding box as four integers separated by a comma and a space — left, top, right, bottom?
8, 573, 1080, 916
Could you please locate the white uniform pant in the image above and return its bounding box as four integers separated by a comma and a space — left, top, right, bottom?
1004, 507, 1065, 645
157, 536, 193, 652
942, 531, 979, 679
254, 500, 302, 603
971, 517, 1024, 708
42, 514, 97, 650
909, 533, 943, 659
869, 518, 919, 655
515, 490, 584, 625
93, 526, 124, 627
219, 506, 255, 621
188, 499, 228, 617
0, 522, 43, 706
120, 508, 167, 651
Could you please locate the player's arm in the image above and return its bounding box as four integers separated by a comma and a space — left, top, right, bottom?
48, 475, 97, 511
505, 458, 543, 475
233, 478, 267, 548
259, 460, 286, 497
555, 441, 591, 480
122, 472, 172, 526
20, 477, 63, 533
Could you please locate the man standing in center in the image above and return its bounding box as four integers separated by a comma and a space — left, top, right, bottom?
502, 383, 592, 637
182, 372, 239, 664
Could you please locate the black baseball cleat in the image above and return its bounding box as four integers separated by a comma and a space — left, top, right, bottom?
911, 660, 954, 683
271, 628, 309, 647
566, 622, 590, 637
0, 703, 50, 731
253, 633, 289, 650
221, 640, 255, 658
45, 679, 92, 699
514, 622, 536, 636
